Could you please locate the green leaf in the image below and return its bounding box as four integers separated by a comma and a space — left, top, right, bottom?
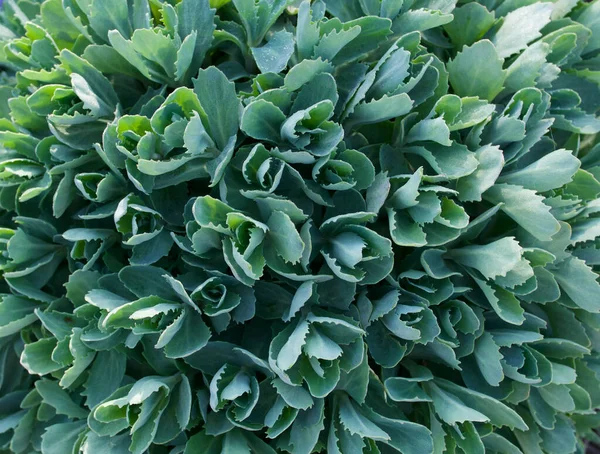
385, 377, 432, 403
552, 257, 600, 313
41, 421, 87, 454
267, 211, 305, 264
450, 237, 522, 280
59, 50, 118, 117
447, 40, 507, 101
434, 379, 528, 430
241, 100, 286, 143
86, 0, 135, 41
425, 382, 489, 425
484, 184, 560, 241
367, 45, 411, 100
193, 67, 240, 150
448, 97, 496, 131
491, 3, 554, 58
81, 432, 131, 454
20, 338, 62, 376
474, 332, 504, 387
406, 118, 452, 147
329, 16, 392, 63
313, 25, 361, 62
60, 328, 96, 388
162, 310, 212, 358
338, 394, 390, 441
193, 195, 234, 231
456, 145, 504, 202
504, 42, 552, 93
251, 30, 295, 74
284, 58, 334, 92
345, 93, 413, 129
573, 0, 600, 54
497, 149, 580, 192
474, 278, 525, 325
118, 266, 181, 300
176, 0, 216, 79
232, 0, 288, 47
272, 378, 314, 410
483, 433, 523, 454
443, 3, 496, 50
392, 9, 453, 36
276, 319, 310, 371
35, 379, 88, 419
365, 408, 434, 454
82, 350, 127, 409
0, 295, 39, 337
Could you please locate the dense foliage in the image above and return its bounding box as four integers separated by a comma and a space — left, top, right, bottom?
1, 0, 600, 453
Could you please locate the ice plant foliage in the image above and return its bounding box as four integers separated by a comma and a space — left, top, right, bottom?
2, 0, 600, 453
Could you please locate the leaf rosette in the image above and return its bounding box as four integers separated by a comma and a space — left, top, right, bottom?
190, 195, 269, 285
269, 309, 364, 398
190, 194, 335, 284
241, 96, 344, 164
208, 363, 262, 430
218, 143, 332, 214
113, 194, 173, 266
379, 168, 470, 248
89, 374, 192, 453
1, 218, 66, 302
312, 148, 375, 191
83, 266, 212, 359
178, 270, 256, 332
104, 67, 240, 191
320, 212, 393, 284
358, 290, 440, 368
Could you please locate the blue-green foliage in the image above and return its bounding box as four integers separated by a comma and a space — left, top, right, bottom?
1, 0, 600, 453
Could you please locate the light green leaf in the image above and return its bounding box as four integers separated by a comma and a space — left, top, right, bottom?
176, 0, 216, 79
443, 3, 496, 50
162, 310, 212, 358
0, 295, 39, 337
425, 382, 489, 426
338, 394, 390, 441
277, 319, 310, 371
267, 211, 305, 264
284, 58, 334, 92
491, 3, 554, 59
251, 30, 295, 74
450, 237, 523, 280
346, 93, 413, 129
406, 118, 452, 146
272, 378, 314, 410
20, 338, 62, 376
434, 379, 528, 430
82, 350, 127, 409
457, 145, 504, 202
474, 332, 504, 387
484, 184, 560, 241
498, 149, 580, 191
552, 257, 600, 313
241, 100, 286, 143
447, 40, 506, 101
59, 50, 118, 117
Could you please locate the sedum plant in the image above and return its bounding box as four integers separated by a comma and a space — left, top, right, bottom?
2, 0, 600, 453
